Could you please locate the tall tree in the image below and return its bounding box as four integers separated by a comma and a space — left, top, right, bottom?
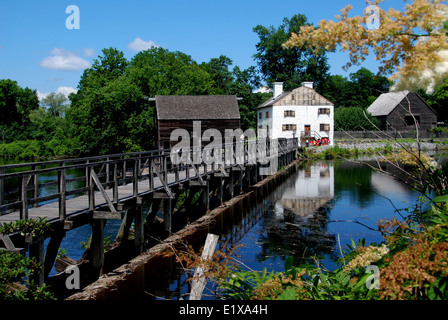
200, 55, 263, 130
41, 92, 68, 118
0, 79, 39, 143
68, 48, 147, 155
127, 47, 216, 97
321, 68, 391, 109
253, 13, 330, 91
428, 79, 448, 122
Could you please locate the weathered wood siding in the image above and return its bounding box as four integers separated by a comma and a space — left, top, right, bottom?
157, 119, 241, 148
386, 93, 437, 131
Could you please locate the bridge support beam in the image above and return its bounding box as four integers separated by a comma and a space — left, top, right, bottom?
134, 198, 144, 253
202, 181, 209, 211
44, 229, 65, 280
163, 198, 174, 233
91, 219, 105, 276
28, 237, 45, 286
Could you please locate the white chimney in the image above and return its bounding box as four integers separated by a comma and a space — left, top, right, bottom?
274, 82, 283, 98
302, 81, 314, 89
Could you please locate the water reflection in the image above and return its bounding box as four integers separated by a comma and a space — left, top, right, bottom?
229, 160, 420, 273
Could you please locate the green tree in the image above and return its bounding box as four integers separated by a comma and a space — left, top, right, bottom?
428, 79, 448, 123
320, 75, 356, 109
0, 79, 39, 143
127, 47, 216, 97
253, 13, 330, 91
321, 68, 391, 109
334, 107, 379, 131
349, 68, 392, 109
200, 56, 263, 130
68, 48, 143, 155
41, 92, 68, 118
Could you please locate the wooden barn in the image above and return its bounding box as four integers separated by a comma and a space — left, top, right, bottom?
367, 91, 437, 132
154, 95, 241, 149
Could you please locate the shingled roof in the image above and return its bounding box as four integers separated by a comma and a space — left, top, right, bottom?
258, 85, 333, 108
155, 95, 240, 120
367, 91, 411, 116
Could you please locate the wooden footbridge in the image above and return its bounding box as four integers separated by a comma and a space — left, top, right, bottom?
0, 138, 298, 286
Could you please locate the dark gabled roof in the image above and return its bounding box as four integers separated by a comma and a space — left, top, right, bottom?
155, 95, 240, 120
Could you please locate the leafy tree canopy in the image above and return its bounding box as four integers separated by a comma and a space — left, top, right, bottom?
0, 79, 39, 143
253, 13, 330, 91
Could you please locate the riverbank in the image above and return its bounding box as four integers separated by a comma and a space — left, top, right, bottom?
300, 138, 448, 160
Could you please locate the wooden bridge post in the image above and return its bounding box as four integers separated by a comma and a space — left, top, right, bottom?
163, 198, 173, 232
44, 230, 65, 279
91, 219, 105, 276
58, 167, 66, 220
133, 159, 139, 198
134, 198, 144, 253
32, 164, 38, 208
20, 175, 29, 220
28, 237, 45, 286
228, 168, 234, 198
0, 167, 4, 208
202, 181, 209, 211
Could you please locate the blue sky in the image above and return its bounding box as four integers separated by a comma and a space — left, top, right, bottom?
0, 0, 407, 99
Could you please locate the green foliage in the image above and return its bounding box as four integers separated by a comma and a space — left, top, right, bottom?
199, 55, 263, 130
0, 79, 39, 143
428, 79, 448, 122
217, 254, 380, 300
253, 13, 330, 91
334, 106, 380, 131
321, 68, 391, 109
0, 251, 55, 300
0, 217, 52, 237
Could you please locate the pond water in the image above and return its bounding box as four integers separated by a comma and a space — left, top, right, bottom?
144, 159, 421, 300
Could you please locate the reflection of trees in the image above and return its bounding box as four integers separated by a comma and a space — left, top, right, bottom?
333, 160, 374, 208
255, 204, 337, 266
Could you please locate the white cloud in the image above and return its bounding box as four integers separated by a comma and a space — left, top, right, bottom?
40, 48, 91, 71
253, 86, 272, 94
83, 48, 95, 57
37, 86, 78, 101
128, 37, 159, 52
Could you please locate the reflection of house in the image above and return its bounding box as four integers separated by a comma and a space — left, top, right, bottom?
279, 163, 334, 216
154, 95, 241, 149
367, 91, 437, 131
257, 82, 334, 146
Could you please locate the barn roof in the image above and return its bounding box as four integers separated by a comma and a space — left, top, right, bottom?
155, 95, 240, 120
367, 91, 411, 116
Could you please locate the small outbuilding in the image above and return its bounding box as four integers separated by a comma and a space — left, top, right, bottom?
367, 91, 437, 132
154, 95, 241, 149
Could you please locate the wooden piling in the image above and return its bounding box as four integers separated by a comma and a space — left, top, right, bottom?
189, 233, 219, 300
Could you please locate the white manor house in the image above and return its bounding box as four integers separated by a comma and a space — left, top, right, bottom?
257, 82, 334, 146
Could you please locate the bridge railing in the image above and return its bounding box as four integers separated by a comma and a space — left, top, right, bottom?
0, 138, 298, 221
